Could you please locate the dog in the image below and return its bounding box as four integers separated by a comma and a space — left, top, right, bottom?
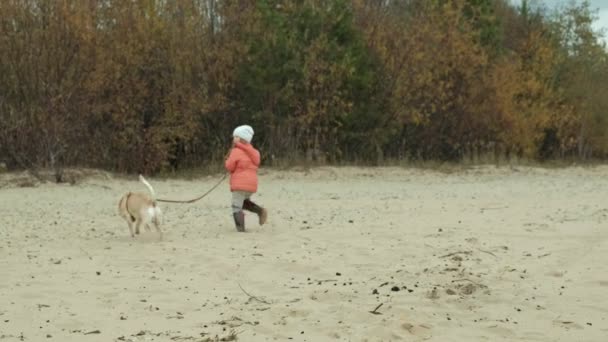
118, 175, 163, 239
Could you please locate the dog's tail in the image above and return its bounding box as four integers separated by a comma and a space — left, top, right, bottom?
139, 174, 156, 199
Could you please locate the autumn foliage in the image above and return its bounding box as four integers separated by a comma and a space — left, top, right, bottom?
1, 0, 607, 173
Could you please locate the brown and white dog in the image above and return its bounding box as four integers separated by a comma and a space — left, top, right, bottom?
118, 175, 163, 239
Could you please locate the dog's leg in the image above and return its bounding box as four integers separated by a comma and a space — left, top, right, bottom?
134, 219, 142, 235
153, 207, 163, 240
127, 220, 135, 237
152, 219, 162, 240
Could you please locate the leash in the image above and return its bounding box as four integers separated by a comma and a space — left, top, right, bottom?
156, 173, 228, 204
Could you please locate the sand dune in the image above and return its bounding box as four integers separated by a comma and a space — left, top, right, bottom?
1, 166, 607, 341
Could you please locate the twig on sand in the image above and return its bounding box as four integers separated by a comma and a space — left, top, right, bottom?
79, 247, 93, 260
440, 251, 472, 258
238, 283, 270, 305
316, 279, 338, 283
480, 206, 508, 212
84, 330, 101, 335
476, 248, 498, 258
37, 304, 50, 310
369, 303, 383, 315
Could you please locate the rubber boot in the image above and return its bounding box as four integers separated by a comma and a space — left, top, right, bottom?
233, 211, 245, 232
243, 199, 268, 225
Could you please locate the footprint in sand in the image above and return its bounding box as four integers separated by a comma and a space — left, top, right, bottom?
545, 270, 565, 278
402, 322, 432, 339
553, 320, 583, 330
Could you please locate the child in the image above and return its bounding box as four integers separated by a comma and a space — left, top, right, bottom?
225, 125, 268, 232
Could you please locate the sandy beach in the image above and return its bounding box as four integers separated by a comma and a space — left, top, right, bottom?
0, 166, 607, 341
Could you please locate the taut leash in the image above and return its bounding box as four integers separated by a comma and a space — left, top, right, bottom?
156, 173, 228, 204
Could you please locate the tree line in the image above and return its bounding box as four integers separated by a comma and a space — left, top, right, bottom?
1, 0, 607, 174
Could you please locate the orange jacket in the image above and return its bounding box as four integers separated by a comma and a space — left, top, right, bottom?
225, 142, 260, 193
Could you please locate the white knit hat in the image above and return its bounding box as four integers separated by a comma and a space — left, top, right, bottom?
233, 125, 254, 143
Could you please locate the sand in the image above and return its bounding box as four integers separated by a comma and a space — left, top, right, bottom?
0, 166, 607, 341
